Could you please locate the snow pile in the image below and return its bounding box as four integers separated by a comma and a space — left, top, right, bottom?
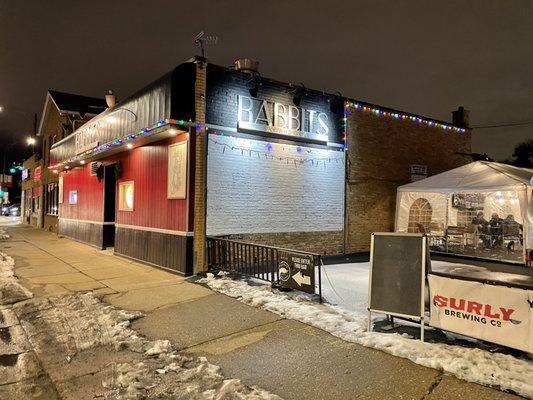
18, 293, 281, 400
108, 339, 282, 399
0, 228, 9, 240
0, 251, 32, 305
199, 273, 533, 399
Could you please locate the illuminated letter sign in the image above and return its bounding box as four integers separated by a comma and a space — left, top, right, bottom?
237, 95, 329, 142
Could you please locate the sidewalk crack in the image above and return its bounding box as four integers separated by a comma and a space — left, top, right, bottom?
421, 372, 444, 399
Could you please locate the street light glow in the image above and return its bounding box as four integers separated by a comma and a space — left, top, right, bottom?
27, 137, 36, 145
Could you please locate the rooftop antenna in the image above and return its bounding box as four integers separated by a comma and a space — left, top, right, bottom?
194, 31, 218, 59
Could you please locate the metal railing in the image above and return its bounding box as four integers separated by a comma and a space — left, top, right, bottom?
206, 236, 322, 299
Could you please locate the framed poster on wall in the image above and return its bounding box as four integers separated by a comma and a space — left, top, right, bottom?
118, 181, 134, 211
68, 190, 77, 205
167, 141, 188, 199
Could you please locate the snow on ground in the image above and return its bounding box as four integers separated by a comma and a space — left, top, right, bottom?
0, 216, 21, 228
23, 293, 281, 399
0, 226, 280, 399
0, 250, 32, 305
0, 227, 10, 240
200, 268, 533, 399
320, 262, 369, 312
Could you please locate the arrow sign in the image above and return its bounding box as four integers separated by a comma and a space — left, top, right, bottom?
277, 251, 315, 294
292, 272, 311, 286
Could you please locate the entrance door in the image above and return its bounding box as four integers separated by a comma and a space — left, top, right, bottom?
103, 164, 116, 248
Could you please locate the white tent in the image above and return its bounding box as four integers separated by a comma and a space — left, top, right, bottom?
395, 161, 533, 264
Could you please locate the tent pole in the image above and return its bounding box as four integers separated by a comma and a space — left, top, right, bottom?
445, 193, 450, 254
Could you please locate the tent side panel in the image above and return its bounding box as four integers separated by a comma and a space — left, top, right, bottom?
395, 192, 448, 233
519, 186, 533, 256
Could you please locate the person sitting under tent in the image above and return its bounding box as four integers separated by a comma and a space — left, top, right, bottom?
472, 211, 488, 228
472, 211, 490, 247
503, 214, 520, 227
503, 214, 523, 249
489, 213, 503, 247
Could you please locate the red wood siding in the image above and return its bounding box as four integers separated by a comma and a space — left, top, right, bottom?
112, 134, 190, 232
60, 165, 104, 221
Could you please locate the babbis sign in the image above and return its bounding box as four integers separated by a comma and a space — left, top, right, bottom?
237, 95, 330, 143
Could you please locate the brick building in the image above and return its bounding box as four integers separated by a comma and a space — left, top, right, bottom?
48, 57, 471, 275
21, 91, 107, 231
343, 101, 471, 252
21, 155, 43, 227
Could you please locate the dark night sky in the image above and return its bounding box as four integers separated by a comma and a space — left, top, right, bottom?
1, 0, 532, 168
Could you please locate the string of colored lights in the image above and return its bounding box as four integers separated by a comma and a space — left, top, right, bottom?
208, 137, 345, 168
342, 105, 348, 149
48, 118, 200, 171
344, 101, 467, 133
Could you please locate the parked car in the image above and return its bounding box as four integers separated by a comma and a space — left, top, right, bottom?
8, 203, 20, 217
1, 203, 10, 216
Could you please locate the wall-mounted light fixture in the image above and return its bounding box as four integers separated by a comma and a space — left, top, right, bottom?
249, 83, 261, 98
292, 83, 307, 107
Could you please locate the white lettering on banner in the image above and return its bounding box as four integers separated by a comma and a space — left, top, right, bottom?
428, 274, 532, 352
73, 108, 137, 155
237, 95, 329, 142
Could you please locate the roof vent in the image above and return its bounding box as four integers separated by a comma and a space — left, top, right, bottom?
105, 90, 116, 108
234, 58, 259, 74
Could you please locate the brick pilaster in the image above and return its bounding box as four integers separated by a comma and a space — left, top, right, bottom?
193, 61, 207, 273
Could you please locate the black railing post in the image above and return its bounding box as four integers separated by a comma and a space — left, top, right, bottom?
317, 255, 323, 304
206, 237, 321, 301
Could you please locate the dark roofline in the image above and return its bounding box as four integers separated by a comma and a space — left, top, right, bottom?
47, 90, 107, 114
38, 90, 107, 136
207, 60, 467, 130
343, 98, 470, 131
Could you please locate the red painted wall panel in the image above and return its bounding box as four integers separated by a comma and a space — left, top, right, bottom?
59, 133, 191, 232
60, 165, 104, 221
112, 134, 190, 232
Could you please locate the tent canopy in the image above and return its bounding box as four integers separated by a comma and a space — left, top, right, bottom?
398, 161, 533, 193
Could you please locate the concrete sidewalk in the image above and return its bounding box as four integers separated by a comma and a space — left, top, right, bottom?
1, 224, 521, 400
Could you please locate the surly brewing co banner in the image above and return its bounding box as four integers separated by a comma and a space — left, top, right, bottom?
429, 275, 532, 352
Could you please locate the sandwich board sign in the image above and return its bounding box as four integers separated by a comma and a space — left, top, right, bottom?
278, 251, 315, 294
368, 232, 428, 341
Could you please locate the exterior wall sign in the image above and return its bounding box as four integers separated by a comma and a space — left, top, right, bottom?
167, 141, 188, 199
410, 164, 427, 182
278, 251, 316, 294
34, 167, 42, 182
50, 73, 174, 166
237, 95, 329, 142
429, 274, 532, 352
21, 169, 29, 180
0, 174, 13, 187
68, 190, 78, 205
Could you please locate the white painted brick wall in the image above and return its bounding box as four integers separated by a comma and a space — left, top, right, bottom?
206, 134, 345, 235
